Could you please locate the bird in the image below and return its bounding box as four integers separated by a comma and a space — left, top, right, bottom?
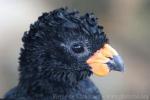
4, 8, 124, 100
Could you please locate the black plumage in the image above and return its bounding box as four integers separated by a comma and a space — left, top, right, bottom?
4, 8, 108, 100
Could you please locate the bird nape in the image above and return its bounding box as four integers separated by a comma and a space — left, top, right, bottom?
4, 7, 124, 100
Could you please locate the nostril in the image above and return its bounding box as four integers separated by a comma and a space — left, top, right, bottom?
107, 57, 113, 60
106, 60, 115, 70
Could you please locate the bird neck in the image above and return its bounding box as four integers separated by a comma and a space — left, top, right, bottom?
19, 78, 75, 98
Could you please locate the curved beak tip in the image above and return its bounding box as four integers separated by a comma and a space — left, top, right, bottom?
107, 55, 125, 72
86, 44, 125, 76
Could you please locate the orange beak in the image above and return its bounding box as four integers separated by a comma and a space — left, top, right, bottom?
86, 44, 124, 76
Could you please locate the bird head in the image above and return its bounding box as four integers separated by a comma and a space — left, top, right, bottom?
19, 8, 124, 87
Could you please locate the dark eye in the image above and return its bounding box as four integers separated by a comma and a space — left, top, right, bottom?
71, 43, 84, 53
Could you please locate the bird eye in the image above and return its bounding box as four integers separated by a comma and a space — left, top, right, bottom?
71, 43, 84, 53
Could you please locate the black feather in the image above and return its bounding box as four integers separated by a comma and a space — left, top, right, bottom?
4, 7, 107, 100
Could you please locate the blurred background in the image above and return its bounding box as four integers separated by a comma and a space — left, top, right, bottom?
0, 0, 150, 100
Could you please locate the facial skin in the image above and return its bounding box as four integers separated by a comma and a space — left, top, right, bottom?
19, 8, 124, 88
